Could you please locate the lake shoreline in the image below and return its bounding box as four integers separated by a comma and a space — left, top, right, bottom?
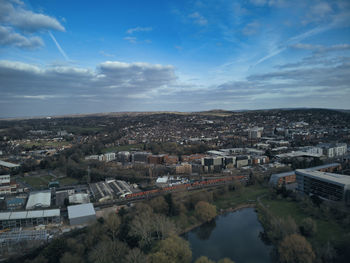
179, 203, 257, 235
184, 205, 273, 263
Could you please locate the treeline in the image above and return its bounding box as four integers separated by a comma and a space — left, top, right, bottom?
257, 188, 350, 263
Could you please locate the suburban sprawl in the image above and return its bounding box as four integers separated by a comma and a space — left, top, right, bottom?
0, 109, 350, 262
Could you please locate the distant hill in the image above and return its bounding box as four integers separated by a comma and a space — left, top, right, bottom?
1, 108, 349, 121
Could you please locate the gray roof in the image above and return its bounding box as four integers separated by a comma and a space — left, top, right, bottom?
0, 209, 60, 221
26, 190, 51, 210
67, 203, 95, 219
305, 163, 340, 171
296, 169, 350, 187
0, 160, 20, 168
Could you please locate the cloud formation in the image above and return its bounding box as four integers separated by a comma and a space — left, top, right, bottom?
0, 25, 43, 48
0, 0, 65, 49
126, 26, 152, 34
189, 12, 208, 26
0, 60, 176, 103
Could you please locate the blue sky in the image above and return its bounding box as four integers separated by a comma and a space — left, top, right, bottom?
0, 0, 350, 117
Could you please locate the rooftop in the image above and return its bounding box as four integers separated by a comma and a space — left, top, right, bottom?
0, 160, 20, 168
296, 169, 350, 186
67, 203, 95, 219
0, 209, 60, 221
26, 190, 51, 210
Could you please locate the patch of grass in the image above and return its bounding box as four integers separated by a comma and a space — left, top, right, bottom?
59, 177, 79, 186
102, 144, 144, 153
260, 197, 346, 245
21, 175, 55, 189
213, 184, 269, 210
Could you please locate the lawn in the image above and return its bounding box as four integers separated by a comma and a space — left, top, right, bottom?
21, 175, 55, 189
260, 197, 346, 245
213, 184, 269, 210
22, 140, 70, 148
58, 177, 79, 186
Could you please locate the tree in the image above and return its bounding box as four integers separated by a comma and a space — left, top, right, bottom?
320, 242, 337, 263
195, 201, 217, 222
150, 196, 169, 214
164, 193, 179, 216
125, 248, 145, 263
267, 216, 298, 243
152, 214, 177, 240
104, 213, 121, 242
59, 252, 84, 263
278, 234, 315, 263
194, 256, 215, 263
300, 217, 317, 237
149, 235, 192, 263
129, 210, 154, 249
217, 258, 235, 263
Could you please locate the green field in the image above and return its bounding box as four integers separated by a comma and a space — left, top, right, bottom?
22, 140, 70, 148
102, 143, 144, 153
58, 177, 79, 186
21, 175, 55, 189
20, 175, 79, 189
260, 197, 346, 245
213, 184, 269, 210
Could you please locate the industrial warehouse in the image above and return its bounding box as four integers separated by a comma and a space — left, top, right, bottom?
0, 209, 61, 229
89, 179, 134, 202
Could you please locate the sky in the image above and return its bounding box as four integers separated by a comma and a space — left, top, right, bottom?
0, 0, 350, 117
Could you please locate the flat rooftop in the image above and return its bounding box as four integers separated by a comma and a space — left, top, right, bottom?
0, 160, 20, 168
296, 169, 350, 186
67, 203, 95, 219
0, 209, 60, 221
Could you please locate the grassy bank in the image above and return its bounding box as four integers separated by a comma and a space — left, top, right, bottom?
260, 197, 346, 246
213, 184, 268, 210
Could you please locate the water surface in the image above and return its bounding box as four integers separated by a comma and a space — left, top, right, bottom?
184, 208, 272, 263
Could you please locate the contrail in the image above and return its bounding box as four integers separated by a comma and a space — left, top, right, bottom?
253, 23, 333, 67
49, 31, 69, 61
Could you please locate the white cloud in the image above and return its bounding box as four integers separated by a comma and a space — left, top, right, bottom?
123, 36, 137, 43
0, 0, 65, 50
0, 25, 43, 48
0, 0, 65, 32
126, 26, 152, 34
242, 21, 260, 35
189, 12, 208, 26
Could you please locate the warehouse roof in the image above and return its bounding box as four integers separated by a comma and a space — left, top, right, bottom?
0, 160, 20, 168
0, 209, 60, 221
26, 190, 51, 210
67, 203, 95, 219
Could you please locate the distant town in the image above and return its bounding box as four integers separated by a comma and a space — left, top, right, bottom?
0, 108, 349, 261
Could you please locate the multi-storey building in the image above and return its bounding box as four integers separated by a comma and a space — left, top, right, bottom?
0, 175, 17, 195
318, 143, 347, 158
296, 169, 350, 205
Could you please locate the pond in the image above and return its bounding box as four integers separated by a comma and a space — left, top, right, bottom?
183, 208, 273, 263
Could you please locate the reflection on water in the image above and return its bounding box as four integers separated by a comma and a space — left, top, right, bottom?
193, 219, 216, 240
183, 208, 273, 263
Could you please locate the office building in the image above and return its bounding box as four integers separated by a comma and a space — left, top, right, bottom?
296, 169, 350, 205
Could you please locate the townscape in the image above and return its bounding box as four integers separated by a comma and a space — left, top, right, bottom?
0, 109, 349, 262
